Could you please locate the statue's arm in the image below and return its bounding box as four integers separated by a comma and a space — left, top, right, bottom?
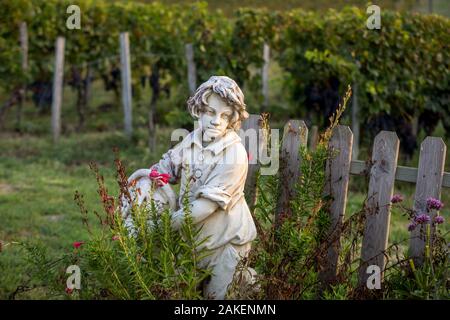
170, 145, 248, 230
128, 145, 182, 185
150, 142, 185, 185
170, 198, 219, 230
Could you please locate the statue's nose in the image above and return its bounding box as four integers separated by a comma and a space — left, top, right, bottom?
210, 116, 220, 126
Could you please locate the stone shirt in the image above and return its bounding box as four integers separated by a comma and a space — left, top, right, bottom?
151, 127, 257, 250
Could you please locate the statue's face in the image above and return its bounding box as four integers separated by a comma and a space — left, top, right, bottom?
200, 93, 233, 143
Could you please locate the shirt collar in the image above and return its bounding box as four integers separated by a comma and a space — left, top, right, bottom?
187, 128, 241, 155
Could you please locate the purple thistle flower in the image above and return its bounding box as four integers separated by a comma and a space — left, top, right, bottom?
414, 213, 431, 224
407, 222, 417, 231
391, 194, 404, 204
434, 215, 445, 225
426, 197, 444, 211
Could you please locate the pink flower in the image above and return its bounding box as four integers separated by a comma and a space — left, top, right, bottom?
391, 194, 404, 204
434, 215, 445, 225
247, 152, 253, 162
112, 235, 120, 241
149, 169, 171, 186
158, 173, 170, 185
426, 197, 444, 211
73, 241, 84, 249
65, 287, 73, 295
149, 169, 160, 179
407, 222, 417, 231
414, 213, 431, 224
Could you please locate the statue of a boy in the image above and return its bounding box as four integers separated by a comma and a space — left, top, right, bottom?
126, 76, 257, 299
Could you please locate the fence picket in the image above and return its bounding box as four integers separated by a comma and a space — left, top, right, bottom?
241, 114, 265, 211
275, 120, 308, 225
358, 131, 399, 287
319, 125, 353, 286
409, 137, 447, 266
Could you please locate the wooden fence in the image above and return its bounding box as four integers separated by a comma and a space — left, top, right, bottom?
242, 114, 449, 289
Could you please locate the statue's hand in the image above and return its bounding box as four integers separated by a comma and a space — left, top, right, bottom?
121, 168, 178, 220
120, 169, 150, 219
128, 168, 171, 188
127, 168, 152, 185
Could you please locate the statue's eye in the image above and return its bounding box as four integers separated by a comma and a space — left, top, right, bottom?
221, 113, 231, 119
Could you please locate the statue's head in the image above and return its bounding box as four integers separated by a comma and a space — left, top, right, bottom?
187, 76, 249, 143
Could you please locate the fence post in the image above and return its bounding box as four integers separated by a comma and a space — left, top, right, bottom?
319, 125, 353, 287
409, 137, 446, 266
351, 82, 360, 160
185, 43, 197, 95
241, 114, 266, 212
85, 64, 93, 110
51, 37, 65, 143
262, 43, 270, 110
275, 120, 308, 226
120, 32, 133, 138
309, 125, 319, 151
17, 22, 28, 130
19, 22, 29, 72
358, 131, 399, 288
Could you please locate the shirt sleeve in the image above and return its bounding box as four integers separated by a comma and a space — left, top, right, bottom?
194, 144, 248, 211
150, 143, 183, 185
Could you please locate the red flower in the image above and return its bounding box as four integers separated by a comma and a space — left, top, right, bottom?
149, 169, 160, 179
112, 235, 120, 241
158, 173, 170, 185
247, 152, 253, 162
149, 169, 171, 186
73, 241, 84, 249
65, 287, 73, 295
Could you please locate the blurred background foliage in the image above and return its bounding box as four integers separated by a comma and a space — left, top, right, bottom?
1, 1, 448, 133
134, 0, 450, 17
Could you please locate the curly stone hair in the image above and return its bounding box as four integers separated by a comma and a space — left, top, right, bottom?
187, 76, 249, 130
